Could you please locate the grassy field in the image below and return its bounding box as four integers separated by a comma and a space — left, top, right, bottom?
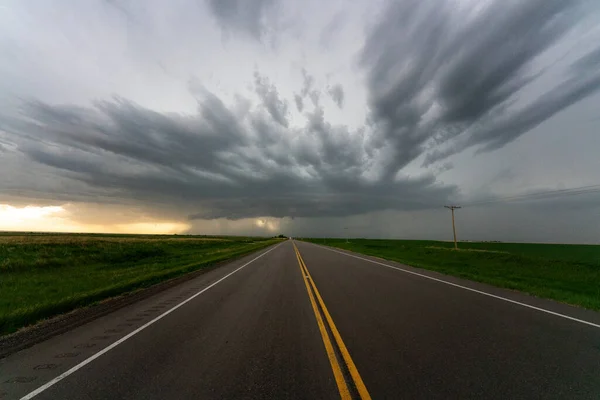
0, 233, 280, 335
302, 238, 600, 311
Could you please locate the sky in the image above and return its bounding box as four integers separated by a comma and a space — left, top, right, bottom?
1, 0, 600, 242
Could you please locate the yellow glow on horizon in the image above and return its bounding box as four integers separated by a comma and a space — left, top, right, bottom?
0, 204, 65, 224
0, 204, 190, 234
114, 222, 190, 235
254, 218, 278, 232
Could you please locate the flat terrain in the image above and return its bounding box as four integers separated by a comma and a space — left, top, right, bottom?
0, 233, 280, 335
1, 240, 599, 399
303, 238, 600, 310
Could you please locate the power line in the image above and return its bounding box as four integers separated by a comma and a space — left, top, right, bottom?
461, 184, 600, 207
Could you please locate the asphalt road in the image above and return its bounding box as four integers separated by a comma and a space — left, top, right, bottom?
2, 240, 600, 399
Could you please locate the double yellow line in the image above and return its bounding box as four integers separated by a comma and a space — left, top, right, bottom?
293, 242, 371, 400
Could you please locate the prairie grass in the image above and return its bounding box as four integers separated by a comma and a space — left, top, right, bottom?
302, 238, 600, 310
0, 233, 280, 334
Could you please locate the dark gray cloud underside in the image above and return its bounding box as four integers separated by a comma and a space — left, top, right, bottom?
0, 91, 456, 220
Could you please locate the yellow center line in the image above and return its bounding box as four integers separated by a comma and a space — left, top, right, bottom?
294, 242, 372, 400
293, 244, 351, 399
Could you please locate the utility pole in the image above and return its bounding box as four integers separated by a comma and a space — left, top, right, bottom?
344, 227, 349, 243
444, 205, 461, 249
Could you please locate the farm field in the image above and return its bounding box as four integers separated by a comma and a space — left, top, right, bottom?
302, 238, 600, 311
0, 233, 280, 335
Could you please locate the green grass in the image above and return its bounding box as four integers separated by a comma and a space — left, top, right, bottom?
301, 238, 600, 310
0, 233, 281, 335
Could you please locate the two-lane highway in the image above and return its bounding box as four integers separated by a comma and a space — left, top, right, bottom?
2, 240, 600, 399
294, 241, 600, 399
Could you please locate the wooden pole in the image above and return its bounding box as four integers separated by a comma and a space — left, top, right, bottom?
451, 208, 457, 249
445, 205, 461, 249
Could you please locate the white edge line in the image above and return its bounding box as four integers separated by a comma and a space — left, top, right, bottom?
20, 242, 283, 400
306, 242, 600, 329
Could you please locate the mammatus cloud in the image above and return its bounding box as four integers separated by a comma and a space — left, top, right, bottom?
361, 0, 600, 176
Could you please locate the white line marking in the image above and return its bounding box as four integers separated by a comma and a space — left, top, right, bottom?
307, 243, 600, 329
20, 243, 283, 400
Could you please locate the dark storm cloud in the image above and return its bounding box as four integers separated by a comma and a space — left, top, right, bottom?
328, 84, 344, 108
361, 0, 600, 175
0, 88, 456, 220
3, 0, 599, 236
207, 0, 274, 39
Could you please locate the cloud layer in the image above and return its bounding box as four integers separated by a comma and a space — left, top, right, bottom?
0, 86, 455, 220
1, 0, 600, 238
361, 0, 600, 176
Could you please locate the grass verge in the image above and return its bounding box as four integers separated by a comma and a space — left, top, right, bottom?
301, 238, 600, 311
1, 234, 281, 335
